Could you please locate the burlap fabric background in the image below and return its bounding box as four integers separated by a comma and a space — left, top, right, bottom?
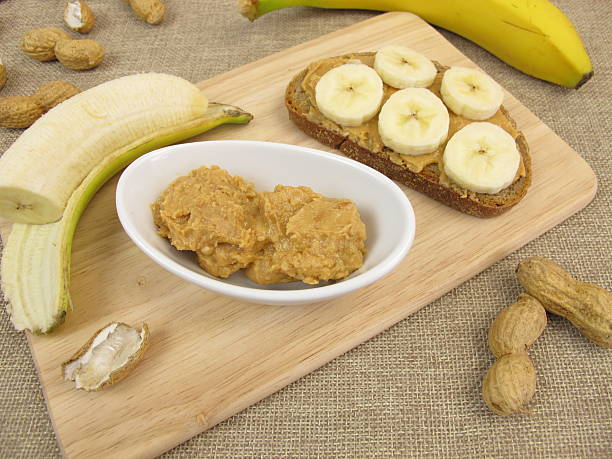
0, 1, 610, 457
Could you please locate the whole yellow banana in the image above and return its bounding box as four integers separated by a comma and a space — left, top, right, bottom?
238, 0, 593, 88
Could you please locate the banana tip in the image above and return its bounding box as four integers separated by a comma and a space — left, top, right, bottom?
575, 71, 593, 89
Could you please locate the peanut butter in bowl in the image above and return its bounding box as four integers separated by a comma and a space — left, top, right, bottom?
151, 165, 367, 286
116, 140, 415, 305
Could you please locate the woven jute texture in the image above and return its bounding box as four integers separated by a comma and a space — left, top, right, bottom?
0, 1, 610, 457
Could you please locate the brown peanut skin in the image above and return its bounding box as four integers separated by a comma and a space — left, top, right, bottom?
54, 39, 104, 70
482, 353, 536, 415
488, 293, 547, 358
0, 97, 44, 128
20, 27, 72, 61
128, 0, 165, 24
32, 81, 81, 112
517, 257, 612, 348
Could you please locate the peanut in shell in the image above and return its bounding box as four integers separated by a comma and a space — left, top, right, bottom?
482, 352, 536, 415
0, 96, 44, 129
488, 293, 547, 358
21, 27, 72, 61
33, 81, 81, 112
127, 0, 165, 24
517, 257, 612, 348
0, 59, 6, 90
55, 39, 104, 70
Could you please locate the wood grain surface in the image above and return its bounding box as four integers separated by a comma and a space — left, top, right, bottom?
0, 12, 597, 459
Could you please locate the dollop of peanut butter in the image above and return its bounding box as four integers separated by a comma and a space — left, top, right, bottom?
152, 166, 366, 285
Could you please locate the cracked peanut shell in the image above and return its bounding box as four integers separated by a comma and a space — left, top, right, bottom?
64, 0, 96, 34
63, 322, 149, 391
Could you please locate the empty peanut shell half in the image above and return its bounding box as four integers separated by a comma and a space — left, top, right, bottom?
64, 0, 96, 34
63, 322, 149, 391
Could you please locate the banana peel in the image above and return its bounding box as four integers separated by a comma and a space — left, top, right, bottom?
238, 0, 593, 88
1, 103, 252, 334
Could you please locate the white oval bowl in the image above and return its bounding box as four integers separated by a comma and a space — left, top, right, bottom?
116, 140, 415, 305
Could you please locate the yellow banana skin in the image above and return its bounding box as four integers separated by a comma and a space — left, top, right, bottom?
238, 0, 593, 88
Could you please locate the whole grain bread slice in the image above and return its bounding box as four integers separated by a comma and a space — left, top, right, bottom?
285, 52, 532, 218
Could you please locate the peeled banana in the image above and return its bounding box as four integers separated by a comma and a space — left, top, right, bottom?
1, 74, 252, 333
0, 74, 209, 224
238, 0, 593, 88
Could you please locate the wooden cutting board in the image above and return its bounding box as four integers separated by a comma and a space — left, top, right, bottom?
0, 12, 597, 459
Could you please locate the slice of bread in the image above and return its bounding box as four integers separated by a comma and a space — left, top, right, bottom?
285, 52, 531, 218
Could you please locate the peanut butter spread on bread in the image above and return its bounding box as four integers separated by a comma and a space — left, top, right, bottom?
301, 54, 525, 185
152, 166, 366, 285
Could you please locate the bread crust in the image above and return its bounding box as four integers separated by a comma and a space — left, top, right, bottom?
285, 55, 532, 218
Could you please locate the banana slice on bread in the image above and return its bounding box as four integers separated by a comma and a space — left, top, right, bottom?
378, 88, 449, 155
315, 63, 383, 127
374, 45, 437, 88
441, 66, 504, 120
443, 122, 520, 194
